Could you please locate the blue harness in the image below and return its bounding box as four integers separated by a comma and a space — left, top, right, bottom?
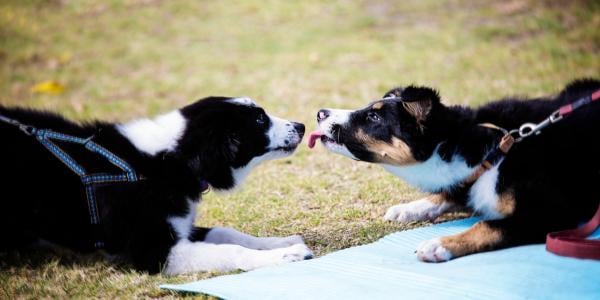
0, 114, 142, 248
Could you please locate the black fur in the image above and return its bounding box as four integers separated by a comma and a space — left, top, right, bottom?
0, 97, 304, 273
319, 79, 600, 254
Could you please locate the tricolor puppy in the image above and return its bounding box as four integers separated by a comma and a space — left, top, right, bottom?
0, 97, 312, 274
309, 79, 600, 262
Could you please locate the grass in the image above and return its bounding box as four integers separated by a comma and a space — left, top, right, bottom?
1, 0, 598, 298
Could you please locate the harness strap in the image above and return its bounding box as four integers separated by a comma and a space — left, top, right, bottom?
1, 116, 141, 248
460, 125, 515, 186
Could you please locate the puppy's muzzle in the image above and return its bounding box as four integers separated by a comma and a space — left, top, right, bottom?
317, 109, 330, 123
292, 122, 305, 138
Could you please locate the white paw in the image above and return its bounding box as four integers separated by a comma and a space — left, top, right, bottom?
239, 243, 314, 271
416, 238, 453, 262
384, 204, 416, 222
276, 243, 314, 263
384, 200, 437, 222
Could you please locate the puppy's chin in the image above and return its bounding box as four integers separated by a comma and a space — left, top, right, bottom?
322, 139, 358, 160
219, 145, 297, 193
309, 130, 359, 161
269, 143, 300, 156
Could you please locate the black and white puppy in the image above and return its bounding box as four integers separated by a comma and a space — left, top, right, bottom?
310, 79, 600, 262
0, 97, 313, 274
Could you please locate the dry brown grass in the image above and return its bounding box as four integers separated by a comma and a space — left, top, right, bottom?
1, 0, 598, 297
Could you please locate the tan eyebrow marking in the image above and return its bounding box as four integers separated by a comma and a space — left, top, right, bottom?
372, 102, 384, 110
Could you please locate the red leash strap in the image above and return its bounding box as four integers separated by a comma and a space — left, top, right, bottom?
471, 89, 600, 259
558, 89, 600, 116
546, 89, 600, 259
546, 203, 600, 259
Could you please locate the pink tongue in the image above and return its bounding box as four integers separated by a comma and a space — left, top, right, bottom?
307, 130, 323, 149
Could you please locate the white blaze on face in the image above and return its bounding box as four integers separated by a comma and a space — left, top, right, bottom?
316, 108, 358, 160
227, 97, 257, 107
319, 109, 352, 134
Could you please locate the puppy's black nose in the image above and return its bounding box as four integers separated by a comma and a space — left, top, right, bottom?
317, 109, 330, 123
293, 122, 305, 136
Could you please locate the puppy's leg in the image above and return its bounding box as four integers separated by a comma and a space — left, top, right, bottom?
416, 217, 540, 262
164, 241, 313, 275
199, 227, 306, 250
384, 193, 455, 222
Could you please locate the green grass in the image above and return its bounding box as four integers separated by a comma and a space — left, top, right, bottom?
1, 0, 599, 298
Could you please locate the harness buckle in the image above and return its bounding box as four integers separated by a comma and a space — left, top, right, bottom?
19, 125, 35, 136
518, 123, 538, 138
518, 114, 555, 139
549, 110, 563, 123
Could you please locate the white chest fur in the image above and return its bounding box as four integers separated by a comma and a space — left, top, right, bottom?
383, 148, 506, 220
467, 159, 503, 220
167, 199, 198, 240
383, 152, 475, 193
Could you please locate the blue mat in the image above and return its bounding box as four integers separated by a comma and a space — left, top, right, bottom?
161, 218, 600, 299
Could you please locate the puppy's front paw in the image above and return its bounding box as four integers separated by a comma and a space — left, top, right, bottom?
244, 244, 314, 271
384, 204, 415, 222
384, 202, 428, 222
276, 243, 314, 263
384, 197, 450, 222
416, 238, 453, 262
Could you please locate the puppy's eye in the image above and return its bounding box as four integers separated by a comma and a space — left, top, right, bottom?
366, 112, 381, 123
256, 114, 266, 125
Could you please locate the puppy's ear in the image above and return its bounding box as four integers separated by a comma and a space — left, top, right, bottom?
398, 86, 440, 122
226, 133, 240, 160
206, 131, 240, 162
179, 128, 239, 166
402, 100, 432, 123
382, 87, 404, 99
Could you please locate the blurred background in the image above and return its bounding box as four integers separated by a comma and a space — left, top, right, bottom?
1, 0, 598, 297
